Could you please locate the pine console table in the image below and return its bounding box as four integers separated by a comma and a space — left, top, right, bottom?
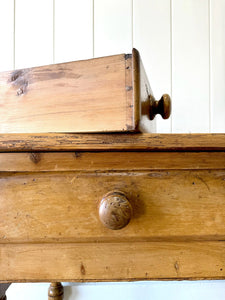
0, 133, 225, 299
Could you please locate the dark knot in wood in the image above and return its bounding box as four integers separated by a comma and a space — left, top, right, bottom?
9, 69, 29, 96
30, 152, 41, 164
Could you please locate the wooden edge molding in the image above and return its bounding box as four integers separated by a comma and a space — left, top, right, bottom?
0, 133, 224, 152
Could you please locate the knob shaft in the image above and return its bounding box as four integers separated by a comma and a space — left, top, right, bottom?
149, 94, 171, 120
99, 191, 132, 230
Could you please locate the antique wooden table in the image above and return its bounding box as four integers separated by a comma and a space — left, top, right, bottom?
0, 133, 224, 299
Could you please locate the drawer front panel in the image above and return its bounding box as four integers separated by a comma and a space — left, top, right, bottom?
1, 152, 225, 171
0, 170, 224, 243
1, 241, 225, 281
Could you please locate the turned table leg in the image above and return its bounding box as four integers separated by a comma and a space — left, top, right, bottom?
48, 282, 64, 300
0, 283, 11, 300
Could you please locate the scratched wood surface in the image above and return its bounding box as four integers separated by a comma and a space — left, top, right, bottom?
0, 169, 224, 243
0, 133, 224, 152
1, 242, 225, 282
0, 54, 134, 133
0, 133, 224, 281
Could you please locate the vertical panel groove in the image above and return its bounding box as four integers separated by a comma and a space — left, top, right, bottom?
55, 0, 93, 63
170, 0, 173, 133
0, 0, 14, 72
93, 0, 95, 57
131, 0, 134, 48
172, 0, 210, 133
209, 0, 211, 132
53, 0, 55, 63
94, 0, 132, 57
133, 0, 171, 133
15, 0, 54, 69
13, 0, 16, 70
209, 0, 225, 132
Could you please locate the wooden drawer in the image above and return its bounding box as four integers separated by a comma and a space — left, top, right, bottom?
0, 49, 171, 134
0, 134, 225, 282
0, 154, 225, 243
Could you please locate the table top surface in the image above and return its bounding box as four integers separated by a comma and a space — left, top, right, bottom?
0, 133, 224, 152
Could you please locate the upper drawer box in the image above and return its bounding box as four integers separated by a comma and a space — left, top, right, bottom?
0, 49, 171, 134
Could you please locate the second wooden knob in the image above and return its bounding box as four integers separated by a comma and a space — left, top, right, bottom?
99, 191, 132, 230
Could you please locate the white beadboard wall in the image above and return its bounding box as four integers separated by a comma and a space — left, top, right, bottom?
0, 0, 224, 299
0, 0, 224, 133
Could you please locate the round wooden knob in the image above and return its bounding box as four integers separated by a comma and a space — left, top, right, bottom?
99, 191, 132, 230
149, 94, 171, 120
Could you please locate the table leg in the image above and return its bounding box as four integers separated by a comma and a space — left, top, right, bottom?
0, 283, 11, 300
48, 282, 64, 300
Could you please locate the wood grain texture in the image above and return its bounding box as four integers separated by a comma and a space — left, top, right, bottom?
0, 54, 133, 133
0, 242, 225, 281
0, 152, 224, 172
0, 134, 224, 152
0, 170, 224, 243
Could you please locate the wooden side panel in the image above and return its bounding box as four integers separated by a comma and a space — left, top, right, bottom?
0, 0, 14, 72
54, 0, 93, 63
0, 170, 224, 243
133, 49, 156, 132
172, 0, 209, 132
210, 0, 225, 133
0, 55, 134, 133
94, 0, 132, 57
15, 0, 53, 69
1, 242, 225, 281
